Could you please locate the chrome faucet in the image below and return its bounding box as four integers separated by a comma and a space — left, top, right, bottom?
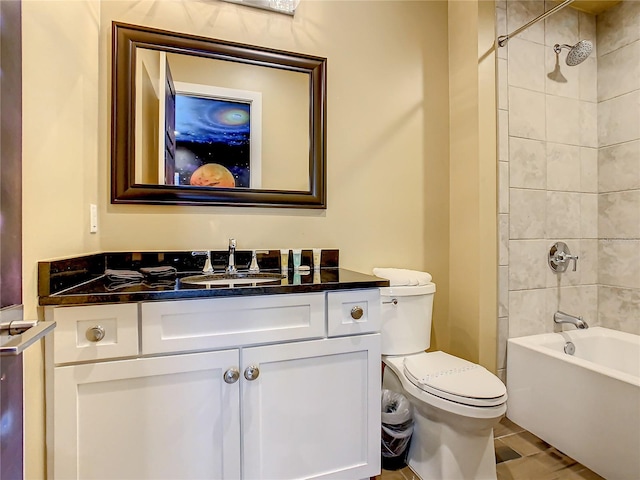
192, 251, 214, 273
554, 311, 588, 329
226, 238, 237, 274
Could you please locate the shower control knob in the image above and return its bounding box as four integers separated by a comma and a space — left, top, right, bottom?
86, 325, 105, 342
350, 306, 364, 320
244, 365, 260, 381
223, 368, 240, 384
549, 242, 578, 273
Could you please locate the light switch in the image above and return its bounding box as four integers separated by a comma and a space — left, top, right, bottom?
90, 204, 98, 233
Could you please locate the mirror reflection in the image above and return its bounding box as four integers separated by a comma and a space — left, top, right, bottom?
111, 22, 327, 208
135, 49, 310, 191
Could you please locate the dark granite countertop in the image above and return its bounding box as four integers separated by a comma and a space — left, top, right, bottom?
38, 251, 388, 306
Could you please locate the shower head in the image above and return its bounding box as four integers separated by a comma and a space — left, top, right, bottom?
553, 40, 593, 66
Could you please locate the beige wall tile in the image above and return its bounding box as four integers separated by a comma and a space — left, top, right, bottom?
546, 191, 581, 238
499, 266, 509, 317
598, 140, 640, 192
509, 240, 548, 290
599, 190, 640, 238
510, 188, 546, 238
511, 137, 546, 189
598, 90, 640, 147
499, 109, 510, 160
546, 95, 580, 145
544, 3, 579, 47
510, 87, 546, 140
599, 239, 640, 289
509, 38, 546, 92
499, 214, 510, 265
507, 1, 545, 45
597, 0, 640, 56
497, 314, 508, 370
597, 41, 640, 102
580, 147, 598, 193
500, 160, 510, 213
598, 285, 640, 334
498, 58, 509, 109
578, 239, 599, 285
546, 143, 580, 191
579, 57, 597, 102
509, 288, 553, 337
579, 101, 598, 148
580, 193, 598, 239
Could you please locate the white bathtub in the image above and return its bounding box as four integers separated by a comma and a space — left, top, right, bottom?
507, 327, 640, 480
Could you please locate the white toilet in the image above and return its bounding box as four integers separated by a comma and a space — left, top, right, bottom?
380, 282, 507, 480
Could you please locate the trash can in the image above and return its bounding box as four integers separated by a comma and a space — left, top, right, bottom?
381, 389, 414, 470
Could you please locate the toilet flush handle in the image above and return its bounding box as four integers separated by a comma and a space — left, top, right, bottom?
382, 298, 398, 306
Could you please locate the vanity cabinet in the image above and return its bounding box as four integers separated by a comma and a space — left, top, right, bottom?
53, 349, 241, 479
45, 289, 381, 480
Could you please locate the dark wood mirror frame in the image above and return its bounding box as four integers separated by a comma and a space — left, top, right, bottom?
111, 22, 327, 208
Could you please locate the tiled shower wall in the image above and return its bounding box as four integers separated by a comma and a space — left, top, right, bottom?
496, 0, 640, 378
596, 1, 640, 333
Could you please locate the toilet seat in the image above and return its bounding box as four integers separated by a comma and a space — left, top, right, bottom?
402, 351, 507, 407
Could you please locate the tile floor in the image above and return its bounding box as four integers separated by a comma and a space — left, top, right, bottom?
376, 417, 604, 480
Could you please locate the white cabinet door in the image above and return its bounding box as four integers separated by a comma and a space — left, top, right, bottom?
52, 350, 241, 480
241, 334, 381, 480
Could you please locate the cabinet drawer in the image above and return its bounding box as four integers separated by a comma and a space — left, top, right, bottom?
327, 289, 381, 337
47, 304, 139, 364
141, 293, 325, 355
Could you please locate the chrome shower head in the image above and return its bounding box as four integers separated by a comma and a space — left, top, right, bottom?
553, 40, 593, 66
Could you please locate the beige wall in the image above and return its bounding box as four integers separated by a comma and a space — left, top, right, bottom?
447, 0, 497, 369
21, 0, 454, 320
21, 1, 452, 476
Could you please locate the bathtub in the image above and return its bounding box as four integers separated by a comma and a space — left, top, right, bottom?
506, 327, 640, 480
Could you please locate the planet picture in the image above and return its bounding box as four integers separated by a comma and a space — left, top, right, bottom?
189, 163, 236, 187
174, 94, 251, 188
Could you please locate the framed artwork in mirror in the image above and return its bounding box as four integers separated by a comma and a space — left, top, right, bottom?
170, 83, 262, 189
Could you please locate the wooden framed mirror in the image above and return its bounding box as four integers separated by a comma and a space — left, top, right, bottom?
111, 22, 326, 208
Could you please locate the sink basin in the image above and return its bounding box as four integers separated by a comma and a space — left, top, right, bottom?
180, 272, 285, 287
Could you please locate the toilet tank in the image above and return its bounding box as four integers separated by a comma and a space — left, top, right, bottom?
380, 283, 436, 355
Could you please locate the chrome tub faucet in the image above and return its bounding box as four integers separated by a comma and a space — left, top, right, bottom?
554, 311, 588, 330
226, 238, 237, 274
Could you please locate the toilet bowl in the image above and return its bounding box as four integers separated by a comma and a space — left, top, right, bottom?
378, 281, 507, 480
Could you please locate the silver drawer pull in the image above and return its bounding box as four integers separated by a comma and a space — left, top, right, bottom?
244, 365, 260, 381
350, 306, 364, 320
223, 368, 240, 384
86, 325, 105, 342
382, 298, 398, 305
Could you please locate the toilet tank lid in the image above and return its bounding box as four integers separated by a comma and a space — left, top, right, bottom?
380, 283, 436, 297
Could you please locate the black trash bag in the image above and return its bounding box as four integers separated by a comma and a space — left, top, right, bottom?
381, 389, 414, 470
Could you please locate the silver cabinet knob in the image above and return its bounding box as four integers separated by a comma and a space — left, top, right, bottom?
223, 368, 240, 384
350, 306, 364, 320
86, 325, 105, 342
244, 365, 260, 381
